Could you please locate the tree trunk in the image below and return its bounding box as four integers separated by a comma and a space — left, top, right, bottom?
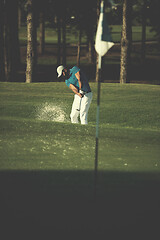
32, 0, 37, 74
96, 0, 100, 82
39, 10, 45, 55
4, 0, 20, 82
88, 37, 95, 64
12, 0, 21, 67
86, 29, 94, 64
18, 4, 21, 28
120, 0, 132, 84
4, 17, 10, 82
57, 14, 61, 65
77, 29, 82, 67
0, 0, 5, 81
141, 0, 147, 64
62, 14, 66, 66
26, 0, 34, 83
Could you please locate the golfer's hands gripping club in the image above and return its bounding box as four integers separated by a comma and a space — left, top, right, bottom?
79, 90, 84, 98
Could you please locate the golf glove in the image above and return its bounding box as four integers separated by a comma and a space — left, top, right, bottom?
79, 90, 85, 97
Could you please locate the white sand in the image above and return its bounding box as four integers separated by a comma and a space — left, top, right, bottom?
36, 102, 67, 122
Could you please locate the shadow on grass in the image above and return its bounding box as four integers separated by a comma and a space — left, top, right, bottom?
0, 170, 160, 238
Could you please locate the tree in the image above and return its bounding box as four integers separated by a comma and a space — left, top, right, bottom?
26, 0, 38, 83
57, 13, 62, 65
96, 0, 101, 82
18, 1, 22, 28
132, 0, 149, 64
0, 0, 5, 81
62, 9, 66, 66
84, 3, 96, 64
4, 0, 20, 82
39, 10, 45, 55
77, 28, 82, 67
120, 0, 132, 84
26, 0, 34, 83
86, 28, 95, 64
38, 0, 48, 55
32, 0, 38, 73
141, 0, 147, 64
148, 0, 160, 45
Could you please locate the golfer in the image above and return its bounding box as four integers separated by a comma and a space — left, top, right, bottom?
57, 65, 92, 125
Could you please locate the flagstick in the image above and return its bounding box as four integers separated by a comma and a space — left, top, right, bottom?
94, 0, 114, 200
94, 54, 102, 199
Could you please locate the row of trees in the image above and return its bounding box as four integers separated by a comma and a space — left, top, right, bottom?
0, 0, 159, 83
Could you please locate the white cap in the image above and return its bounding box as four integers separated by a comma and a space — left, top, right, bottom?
57, 65, 65, 78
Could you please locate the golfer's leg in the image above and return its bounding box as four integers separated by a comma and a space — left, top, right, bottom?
70, 95, 80, 123
80, 92, 92, 125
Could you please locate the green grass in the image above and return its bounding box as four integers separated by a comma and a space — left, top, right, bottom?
0, 82, 160, 172
0, 82, 160, 236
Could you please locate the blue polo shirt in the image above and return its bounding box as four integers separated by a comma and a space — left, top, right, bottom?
65, 66, 91, 92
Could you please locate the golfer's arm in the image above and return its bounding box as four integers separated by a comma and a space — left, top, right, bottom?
69, 84, 82, 98
75, 71, 82, 90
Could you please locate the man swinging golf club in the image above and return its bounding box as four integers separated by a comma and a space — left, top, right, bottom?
57, 65, 92, 124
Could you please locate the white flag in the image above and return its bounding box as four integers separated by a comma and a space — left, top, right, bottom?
95, 1, 114, 57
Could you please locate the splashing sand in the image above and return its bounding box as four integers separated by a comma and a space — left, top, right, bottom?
36, 102, 67, 122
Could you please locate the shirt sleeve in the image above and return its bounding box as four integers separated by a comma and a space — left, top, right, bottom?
71, 66, 80, 75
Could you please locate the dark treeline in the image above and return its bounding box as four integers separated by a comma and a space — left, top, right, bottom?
0, 0, 159, 83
